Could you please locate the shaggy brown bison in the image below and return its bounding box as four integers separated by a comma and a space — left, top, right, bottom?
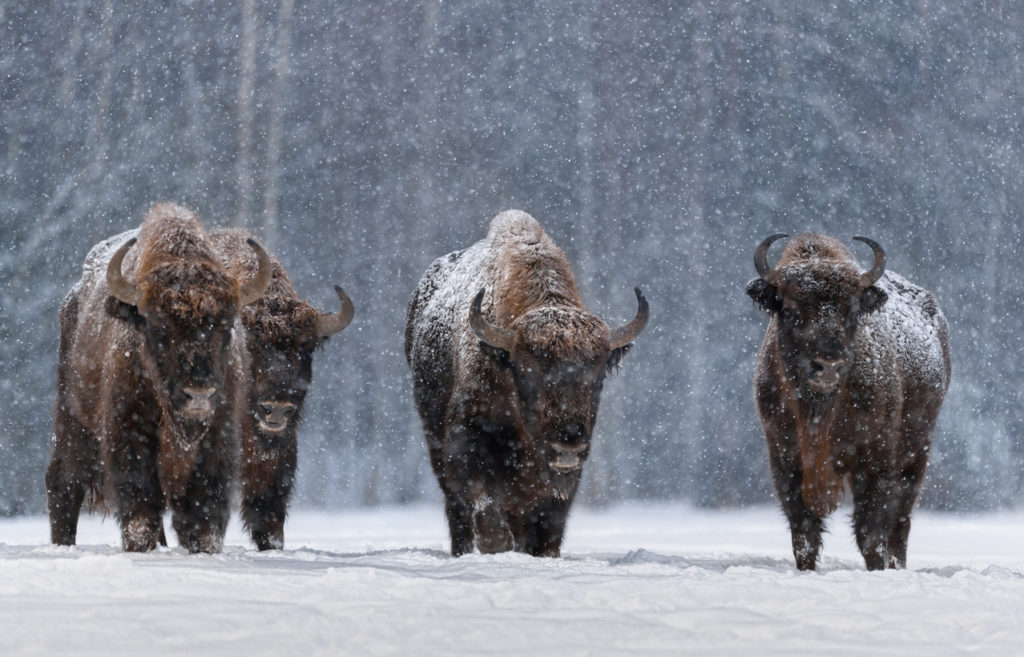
211, 228, 354, 550
46, 202, 271, 553
405, 210, 648, 557
747, 233, 951, 570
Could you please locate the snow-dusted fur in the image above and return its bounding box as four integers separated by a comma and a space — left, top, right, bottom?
210, 228, 346, 551
405, 210, 643, 557
46, 203, 255, 553
747, 233, 951, 571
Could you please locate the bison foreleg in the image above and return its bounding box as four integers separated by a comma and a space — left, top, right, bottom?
519, 501, 570, 558
769, 448, 826, 570
241, 478, 292, 551
169, 479, 230, 554
108, 432, 164, 552
472, 499, 514, 554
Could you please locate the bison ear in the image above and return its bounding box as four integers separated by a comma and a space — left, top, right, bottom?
859, 285, 888, 314
746, 278, 780, 313
104, 294, 144, 328
606, 343, 633, 373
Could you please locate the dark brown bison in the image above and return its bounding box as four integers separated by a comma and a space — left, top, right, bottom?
405, 210, 648, 557
46, 202, 271, 553
210, 228, 354, 550
747, 233, 951, 570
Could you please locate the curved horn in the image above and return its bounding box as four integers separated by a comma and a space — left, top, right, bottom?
469, 288, 513, 352
852, 236, 886, 288
239, 238, 273, 306
754, 233, 789, 282
315, 285, 355, 338
609, 287, 650, 350
106, 237, 142, 306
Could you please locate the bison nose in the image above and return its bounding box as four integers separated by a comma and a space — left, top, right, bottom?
256, 400, 296, 433
809, 358, 847, 390
182, 386, 217, 416
550, 442, 587, 472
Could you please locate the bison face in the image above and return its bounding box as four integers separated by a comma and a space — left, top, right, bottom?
469, 288, 647, 492
507, 344, 609, 475
250, 343, 314, 441
243, 286, 353, 449
748, 234, 888, 401
106, 235, 272, 434
136, 307, 240, 428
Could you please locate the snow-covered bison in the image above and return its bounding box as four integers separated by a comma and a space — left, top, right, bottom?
405, 210, 648, 557
747, 233, 951, 570
46, 203, 271, 553
211, 228, 354, 550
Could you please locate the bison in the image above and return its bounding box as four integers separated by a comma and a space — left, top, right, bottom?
747, 233, 951, 570
210, 228, 354, 550
46, 202, 271, 553
405, 210, 648, 557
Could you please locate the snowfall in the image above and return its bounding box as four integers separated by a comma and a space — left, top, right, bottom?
2, 503, 1023, 656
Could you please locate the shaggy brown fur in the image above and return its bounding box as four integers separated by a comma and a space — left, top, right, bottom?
211, 228, 350, 550
747, 233, 951, 570
46, 203, 265, 553
405, 210, 647, 557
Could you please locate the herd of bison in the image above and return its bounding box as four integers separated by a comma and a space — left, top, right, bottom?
43, 202, 950, 571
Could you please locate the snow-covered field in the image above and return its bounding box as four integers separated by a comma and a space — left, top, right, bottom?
1, 503, 1023, 656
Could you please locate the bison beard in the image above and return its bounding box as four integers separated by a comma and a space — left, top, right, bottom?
405, 210, 648, 557
748, 233, 951, 571
46, 203, 270, 553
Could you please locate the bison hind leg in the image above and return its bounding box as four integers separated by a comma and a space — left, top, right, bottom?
45, 456, 87, 546
46, 421, 100, 546
443, 494, 475, 556
884, 470, 926, 569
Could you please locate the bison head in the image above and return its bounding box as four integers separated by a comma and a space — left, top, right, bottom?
245, 286, 353, 447
470, 288, 648, 493
747, 233, 887, 404
106, 236, 271, 431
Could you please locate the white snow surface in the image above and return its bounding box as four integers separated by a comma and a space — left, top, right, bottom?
2, 504, 1023, 656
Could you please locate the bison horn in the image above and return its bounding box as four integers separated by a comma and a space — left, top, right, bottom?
609, 287, 650, 350
852, 236, 886, 288
106, 237, 142, 307
753, 233, 789, 283
315, 285, 355, 338
239, 238, 273, 306
469, 288, 514, 352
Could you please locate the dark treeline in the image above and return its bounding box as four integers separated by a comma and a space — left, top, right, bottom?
2, 1, 1022, 514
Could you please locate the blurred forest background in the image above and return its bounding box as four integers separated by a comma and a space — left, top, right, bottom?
2, 1, 1022, 515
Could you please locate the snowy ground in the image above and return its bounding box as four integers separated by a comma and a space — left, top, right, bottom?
2, 503, 1023, 656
